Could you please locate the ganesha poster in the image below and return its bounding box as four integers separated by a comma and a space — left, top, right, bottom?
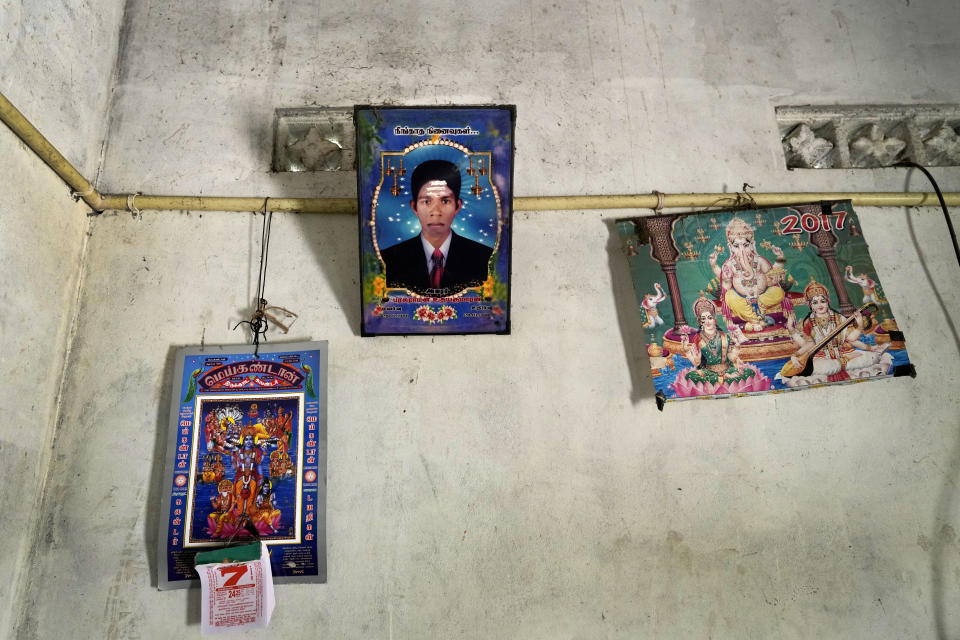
355, 105, 515, 336
617, 201, 914, 406
157, 342, 327, 589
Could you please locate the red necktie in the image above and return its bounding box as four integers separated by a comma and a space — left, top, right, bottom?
430, 249, 444, 288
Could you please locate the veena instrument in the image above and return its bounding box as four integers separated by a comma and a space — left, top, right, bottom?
779, 302, 876, 378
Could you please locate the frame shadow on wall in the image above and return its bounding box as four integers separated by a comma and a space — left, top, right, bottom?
145, 345, 201, 623
145, 345, 177, 591
605, 218, 655, 405
243, 109, 362, 336
293, 212, 361, 335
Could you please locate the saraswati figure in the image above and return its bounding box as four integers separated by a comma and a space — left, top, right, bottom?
709, 216, 792, 332
780, 277, 892, 385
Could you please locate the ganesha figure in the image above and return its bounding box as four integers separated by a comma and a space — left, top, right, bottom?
709, 217, 793, 333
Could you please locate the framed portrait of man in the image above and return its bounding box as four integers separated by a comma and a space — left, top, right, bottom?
355, 105, 515, 336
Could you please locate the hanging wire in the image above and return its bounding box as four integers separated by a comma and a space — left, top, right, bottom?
894, 161, 960, 271
739, 183, 758, 208
233, 200, 273, 356
686, 181, 762, 215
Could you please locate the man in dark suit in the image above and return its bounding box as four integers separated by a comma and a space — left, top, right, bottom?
381, 159, 493, 295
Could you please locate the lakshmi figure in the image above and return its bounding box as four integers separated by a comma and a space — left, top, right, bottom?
783, 278, 892, 385
670, 294, 773, 397
709, 217, 792, 332
680, 295, 750, 385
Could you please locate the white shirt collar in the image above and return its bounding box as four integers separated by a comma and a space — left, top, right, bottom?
420, 232, 452, 266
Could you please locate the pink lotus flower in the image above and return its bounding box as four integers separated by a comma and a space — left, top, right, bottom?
670, 364, 772, 398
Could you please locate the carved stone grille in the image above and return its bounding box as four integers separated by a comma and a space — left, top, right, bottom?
777, 105, 960, 169
273, 108, 355, 172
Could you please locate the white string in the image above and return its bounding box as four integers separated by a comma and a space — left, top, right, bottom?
652, 190, 665, 215
126, 192, 142, 215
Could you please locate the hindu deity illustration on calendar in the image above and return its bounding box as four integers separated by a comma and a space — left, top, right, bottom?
618, 202, 913, 406
158, 342, 327, 589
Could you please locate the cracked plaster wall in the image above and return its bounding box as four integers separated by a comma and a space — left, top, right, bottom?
0, 0, 128, 178
0, 126, 89, 636
0, 1, 127, 636
10, 0, 960, 638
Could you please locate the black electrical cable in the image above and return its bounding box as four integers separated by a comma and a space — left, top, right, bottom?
895, 161, 960, 271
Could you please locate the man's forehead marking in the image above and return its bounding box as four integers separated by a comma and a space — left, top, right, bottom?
420, 180, 452, 196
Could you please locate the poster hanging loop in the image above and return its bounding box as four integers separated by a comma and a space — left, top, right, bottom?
738, 183, 757, 209
692, 182, 760, 215
126, 192, 143, 217
233, 199, 273, 357
651, 190, 665, 215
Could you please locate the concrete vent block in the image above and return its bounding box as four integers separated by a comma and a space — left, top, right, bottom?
922, 121, 960, 165
849, 122, 907, 168
782, 123, 836, 168
273, 107, 355, 172
776, 104, 960, 169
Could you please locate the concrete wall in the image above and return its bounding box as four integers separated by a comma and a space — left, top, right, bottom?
97, 0, 960, 197
0, 0, 127, 178
1, 2, 125, 636
0, 126, 89, 635
12, 0, 960, 638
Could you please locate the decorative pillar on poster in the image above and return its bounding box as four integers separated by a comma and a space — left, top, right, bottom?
644, 214, 690, 331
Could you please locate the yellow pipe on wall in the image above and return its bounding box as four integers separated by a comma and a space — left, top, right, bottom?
96, 194, 358, 214
97, 191, 960, 214
513, 192, 959, 210
2, 90, 958, 215
0, 90, 107, 211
